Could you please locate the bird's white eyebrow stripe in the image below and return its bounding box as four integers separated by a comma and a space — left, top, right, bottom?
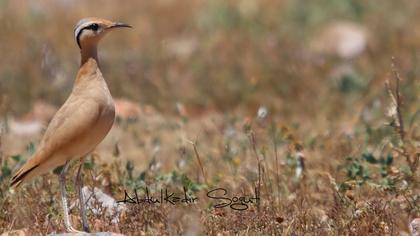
74, 21, 97, 48
74, 19, 93, 39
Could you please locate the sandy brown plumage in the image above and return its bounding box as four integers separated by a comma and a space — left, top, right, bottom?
9, 17, 131, 232
11, 59, 115, 188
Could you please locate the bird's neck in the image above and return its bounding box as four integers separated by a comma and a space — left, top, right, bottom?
74, 57, 101, 88
80, 45, 98, 66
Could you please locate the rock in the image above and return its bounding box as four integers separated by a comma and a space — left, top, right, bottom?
78, 187, 126, 224
48, 233, 124, 236
114, 98, 142, 120
256, 106, 268, 120
9, 118, 44, 136
410, 218, 420, 236
310, 22, 367, 60
8, 100, 57, 136
1, 228, 29, 236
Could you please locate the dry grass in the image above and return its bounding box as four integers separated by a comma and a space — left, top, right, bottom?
0, 0, 419, 235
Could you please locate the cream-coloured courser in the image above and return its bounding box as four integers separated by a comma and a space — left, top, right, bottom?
10, 17, 131, 232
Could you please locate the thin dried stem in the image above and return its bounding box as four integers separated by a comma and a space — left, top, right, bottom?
271, 125, 280, 191
188, 140, 207, 185
248, 130, 261, 210
387, 59, 418, 173
391, 59, 405, 142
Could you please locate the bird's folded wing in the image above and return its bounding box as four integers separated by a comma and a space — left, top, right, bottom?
11, 96, 101, 184
40, 96, 101, 157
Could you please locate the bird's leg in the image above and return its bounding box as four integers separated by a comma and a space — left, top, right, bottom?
76, 157, 90, 232
60, 160, 81, 233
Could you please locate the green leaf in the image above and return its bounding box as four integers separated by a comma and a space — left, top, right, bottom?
181, 174, 193, 188
362, 152, 378, 164
83, 159, 94, 170
53, 165, 63, 175
380, 166, 388, 177
171, 171, 179, 183
26, 142, 36, 155
0, 160, 11, 181
126, 161, 134, 180
11, 155, 21, 163
381, 177, 395, 190
137, 171, 146, 182
384, 154, 393, 166
346, 160, 369, 181
362, 168, 370, 180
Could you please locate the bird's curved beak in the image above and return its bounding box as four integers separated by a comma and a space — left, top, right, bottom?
108, 22, 132, 29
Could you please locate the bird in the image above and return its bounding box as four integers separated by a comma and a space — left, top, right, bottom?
10, 17, 131, 232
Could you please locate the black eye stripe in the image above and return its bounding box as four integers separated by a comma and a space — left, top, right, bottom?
76, 23, 100, 48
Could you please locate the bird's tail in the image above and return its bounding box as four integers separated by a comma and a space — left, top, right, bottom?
10, 155, 41, 188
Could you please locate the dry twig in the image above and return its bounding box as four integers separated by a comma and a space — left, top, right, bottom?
385, 59, 418, 173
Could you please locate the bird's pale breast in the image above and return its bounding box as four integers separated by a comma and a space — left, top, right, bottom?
41, 59, 115, 163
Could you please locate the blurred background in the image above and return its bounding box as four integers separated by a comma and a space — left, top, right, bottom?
0, 0, 420, 234
0, 0, 418, 118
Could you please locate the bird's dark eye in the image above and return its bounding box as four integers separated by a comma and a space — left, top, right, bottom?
90, 23, 99, 31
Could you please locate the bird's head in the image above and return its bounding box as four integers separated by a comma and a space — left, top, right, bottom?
74, 17, 131, 49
